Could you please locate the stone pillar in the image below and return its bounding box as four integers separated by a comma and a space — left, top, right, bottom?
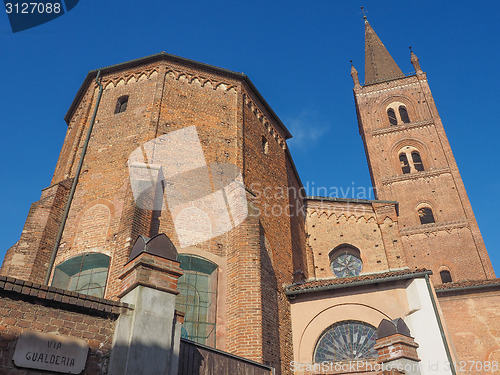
108, 252, 183, 375
374, 332, 421, 375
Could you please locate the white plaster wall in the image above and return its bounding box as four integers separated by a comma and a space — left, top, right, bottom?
405, 278, 452, 375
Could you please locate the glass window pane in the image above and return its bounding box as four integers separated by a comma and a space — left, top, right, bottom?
330, 248, 363, 278
314, 321, 378, 362
399, 106, 410, 123
175, 255, 217, 347
412, 152, 424, 171
387, 108, 397, 126
399, 154, 411, 174
51, 253, 110, 298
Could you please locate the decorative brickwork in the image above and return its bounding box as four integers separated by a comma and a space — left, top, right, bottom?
0, 276, 127, 374
306, 199, 408, 279
118, 253, 183, 297
2, 22, 499, 374
1, 53, 299, 374
353, 25, 495, 282
374, 334, 420, 363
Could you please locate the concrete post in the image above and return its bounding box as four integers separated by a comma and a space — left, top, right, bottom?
108, 252, 183, 375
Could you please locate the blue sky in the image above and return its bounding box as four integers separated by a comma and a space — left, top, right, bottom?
1, 1, 499, 273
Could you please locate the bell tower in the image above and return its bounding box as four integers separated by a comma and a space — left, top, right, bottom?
352, 18, 495, 283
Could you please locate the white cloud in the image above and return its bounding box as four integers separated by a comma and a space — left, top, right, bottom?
284, 110, 330, 150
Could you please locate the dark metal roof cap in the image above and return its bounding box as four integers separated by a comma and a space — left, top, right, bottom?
129, 233, 177, 261
377, 318, 411, 339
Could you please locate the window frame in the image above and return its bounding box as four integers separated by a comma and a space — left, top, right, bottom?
418, 206, 436, 224
387, 108, 398, 126
313, 320, 378, 362
385, 101, 411, 126
440, 270, 452, 284
399, 105, 410, 123
176, 254, 218, 347
114, 95, 129, 114
396, 146, 426, 174
51, 252, 110, 298
329, 244, 363, 278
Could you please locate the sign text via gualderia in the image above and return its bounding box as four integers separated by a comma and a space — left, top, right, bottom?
13, 331, 88, 374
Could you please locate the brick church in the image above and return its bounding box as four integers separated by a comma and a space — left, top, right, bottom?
0, 17, 499, 375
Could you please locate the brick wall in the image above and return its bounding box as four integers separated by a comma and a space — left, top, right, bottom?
353, 74, 495, 282
0, 179, 72, 283
1, 55, 300, 374
240, 86, 295, 374
0, 276, 126, 374
306, 199, 407, 279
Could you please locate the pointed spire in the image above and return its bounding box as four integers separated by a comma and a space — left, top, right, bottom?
364, 18, 404, 84
410, 47, 423, 74
350, 61, 361, 89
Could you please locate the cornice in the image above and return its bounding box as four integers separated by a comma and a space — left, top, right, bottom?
380, 168, 451, 185
307, 203, 377, 223
400, 220, 469, 236
372, 119, 434, 137
243, 92, 287, 149
356, 76, 424, 97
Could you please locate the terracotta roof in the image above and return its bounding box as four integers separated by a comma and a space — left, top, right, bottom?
364, 20, 405, 85
435, 278, 500, 293
285, 268, 430, 296
0, 275, 131, 315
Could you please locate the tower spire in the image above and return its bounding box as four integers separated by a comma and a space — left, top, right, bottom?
410, 47, 423, 75
350, 60, 361, 89
364, 17, 404, 85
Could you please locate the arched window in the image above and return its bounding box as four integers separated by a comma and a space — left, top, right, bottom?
412, 152, 424, 171
329, 245, 362, 278
399, 153, 411, 174
418, 207, 435, 224
52, 253, 110, 298
387, 108, 397, 126
399, 106, 410, 123
314, 321, 377, 362
176, 254, 218, 347
440, 270, 452, 284
115, 95, 129, 114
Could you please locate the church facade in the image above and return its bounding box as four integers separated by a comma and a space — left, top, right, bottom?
1, 18, 499, 375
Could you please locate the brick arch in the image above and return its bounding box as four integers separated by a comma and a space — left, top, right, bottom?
415, 200, 438, 223
328, 243, 367, 275
297, 303, 391, 363
73, 199, 115, 236
54, 250, 111, 269
390, 138, 433, 174
380, 95, 416, 122
486, 347, 500, 362
176, 248, 227, 350
437, 265, 453, 284
73, 203, 112, 253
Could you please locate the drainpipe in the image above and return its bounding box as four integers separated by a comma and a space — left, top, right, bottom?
44, 70, 104, 285
425, 274, 456, 375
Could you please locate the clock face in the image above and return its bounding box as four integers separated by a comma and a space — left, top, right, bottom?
330, 252, 362, 277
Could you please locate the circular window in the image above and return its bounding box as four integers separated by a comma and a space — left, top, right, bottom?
314, 321, 378, 362
330, 246, 362, 277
